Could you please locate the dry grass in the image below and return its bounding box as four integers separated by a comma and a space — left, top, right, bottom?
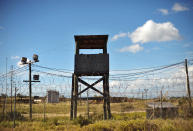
1, 98, 193, 131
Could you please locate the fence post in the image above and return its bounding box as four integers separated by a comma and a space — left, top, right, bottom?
160, 90, 163, 118
185, 59, 192, 113
13, 83, 16, 128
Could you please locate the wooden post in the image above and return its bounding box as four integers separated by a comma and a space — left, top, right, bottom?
79, 84, 82, 105
103, 75, 107, 120
29, 62, 32, 120
185, 59, 192, 110
75, 42, 79, 54
153, 103, 155, 119
106, 74, 111, 119
74, 75, 78, 118
70, 74, 74, 120
10, 65, 13, 115
13, 83, 16, 128
160, 90, 163, 118
43, 97, 46, 122
103, 46, 107, 54
87, 89, 89, 119
144, 89, 148, 104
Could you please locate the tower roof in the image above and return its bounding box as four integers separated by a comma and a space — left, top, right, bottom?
74, 35, 108, 49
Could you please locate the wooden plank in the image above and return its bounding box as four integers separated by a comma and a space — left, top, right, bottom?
77, 78, 104, 96
74, 35, 108, 49
75, 54, 109, 75
77, 77, 104, 96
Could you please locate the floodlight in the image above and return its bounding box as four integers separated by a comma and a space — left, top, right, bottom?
33, 75, 39, 80
21, 57, 27, 64
33, 54, 39, 62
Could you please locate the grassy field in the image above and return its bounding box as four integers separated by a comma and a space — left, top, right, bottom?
0, 98, 193, 131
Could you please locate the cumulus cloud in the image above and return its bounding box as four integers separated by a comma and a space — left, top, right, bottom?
172, 3, 189, 12
158, 9, 169, 15
115, 20, 181, 53
111, 32, 129, 41
11, 56, 20, 60
157, 3, 189, 15
119, 44, 143, 53
130, 20, 181, 44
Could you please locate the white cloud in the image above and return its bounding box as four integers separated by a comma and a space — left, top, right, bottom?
158, 9, 169, 15
111, 32, 128, 41
130, 20, 181, 44
172, 3, 189, 12
119, 44, 143, 53
11, 56, 20, 60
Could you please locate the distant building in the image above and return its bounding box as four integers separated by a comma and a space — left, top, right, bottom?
34, 96, 42, 103
47, 90, 59, 103
146, 102, 178, 119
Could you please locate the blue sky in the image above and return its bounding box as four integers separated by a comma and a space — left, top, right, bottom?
0, 0, 193, 73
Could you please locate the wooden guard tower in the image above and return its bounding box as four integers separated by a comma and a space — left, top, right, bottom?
70, 35, 111, 120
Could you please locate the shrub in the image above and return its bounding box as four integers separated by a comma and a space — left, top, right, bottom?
90, 111, 104, 121
83, 120, 115, 131
0, 111, 25, 121
178, 99, 193, 118
53, 118, 59, 126
74, 115, 92, 127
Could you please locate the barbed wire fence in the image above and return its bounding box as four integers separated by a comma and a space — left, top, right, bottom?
0, 59, 193, 121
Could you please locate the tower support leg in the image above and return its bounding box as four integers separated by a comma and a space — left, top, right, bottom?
106, 74, 111, 119
103, 75, 107, 120
74, 75, 78, 118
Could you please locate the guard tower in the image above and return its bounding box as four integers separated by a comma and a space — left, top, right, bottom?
70, 35, 111, 120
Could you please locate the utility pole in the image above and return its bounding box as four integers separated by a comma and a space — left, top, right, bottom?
22, 62, 32, 120
29, 62, 32, 120
21, 54, 40, 120
10, 65, 13, 115
185, 59, 192, 111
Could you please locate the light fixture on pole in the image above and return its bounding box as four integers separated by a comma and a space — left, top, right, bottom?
21, 54, 40, 120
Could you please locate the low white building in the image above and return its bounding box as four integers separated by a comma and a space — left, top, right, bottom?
47, 90, 59, 103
